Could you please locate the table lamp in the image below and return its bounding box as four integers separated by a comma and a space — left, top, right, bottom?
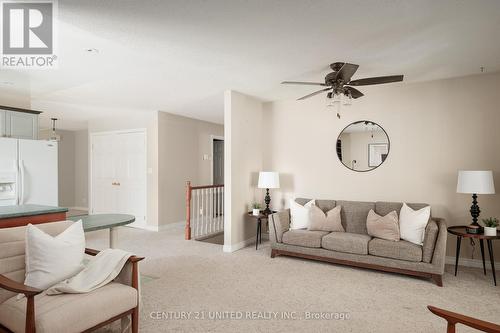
258, 171, 280, 215
457, 170, 495, 232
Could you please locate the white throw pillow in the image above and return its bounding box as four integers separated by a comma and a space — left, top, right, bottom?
399, 203, 431, 245
289, 199, 315, 230
24, 220, 86, 290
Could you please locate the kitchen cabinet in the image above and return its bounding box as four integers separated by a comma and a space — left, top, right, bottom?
0, 106, 41, 140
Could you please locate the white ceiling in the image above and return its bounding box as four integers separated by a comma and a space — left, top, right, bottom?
2, 0, 500, 130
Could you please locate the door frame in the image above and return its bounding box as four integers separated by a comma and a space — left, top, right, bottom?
89, 128, 148, 228
210, 135, 224, 185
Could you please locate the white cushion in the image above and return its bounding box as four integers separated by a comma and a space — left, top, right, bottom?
25, 220, 85, 290
399, 203, 430, 245
289, 199, 315, 230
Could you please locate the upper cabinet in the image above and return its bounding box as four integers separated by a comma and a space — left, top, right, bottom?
0, 106, 41, 140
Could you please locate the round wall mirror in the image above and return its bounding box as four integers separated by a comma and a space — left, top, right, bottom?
336, 120, 390, 172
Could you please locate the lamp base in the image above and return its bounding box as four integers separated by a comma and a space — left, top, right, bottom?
264, 188, 272, 215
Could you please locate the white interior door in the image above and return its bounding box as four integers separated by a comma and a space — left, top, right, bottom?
91, 130, 147, 228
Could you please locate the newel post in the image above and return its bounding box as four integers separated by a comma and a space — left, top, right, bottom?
185, 181, 192, 240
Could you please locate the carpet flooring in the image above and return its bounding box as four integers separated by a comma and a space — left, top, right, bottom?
85, 224, 500, 333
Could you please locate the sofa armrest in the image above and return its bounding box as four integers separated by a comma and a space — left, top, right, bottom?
429, 218, 447, 272
269, 209, 290, 244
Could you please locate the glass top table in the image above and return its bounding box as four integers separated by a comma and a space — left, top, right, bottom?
68, 213, 135, 248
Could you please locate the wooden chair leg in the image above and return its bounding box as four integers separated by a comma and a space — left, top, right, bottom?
25, 296, 36, 333
132, 307, 139, 333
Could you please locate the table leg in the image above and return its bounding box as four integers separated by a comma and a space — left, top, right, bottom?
480, 239, 487, 275
487, 240, 497, 286
110, 227, 118, 249
259, 220, 262, 244
255, 219, 260, 250
455, 236, 462, 276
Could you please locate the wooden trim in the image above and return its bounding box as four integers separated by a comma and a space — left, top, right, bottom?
0, 212, 67, 229
131, 261, 139, 333
0, 274, 42, 296
0, 105, 42, 114
185, 181, 191, 240
272, 249, 443, 286
428, 305, 500, 333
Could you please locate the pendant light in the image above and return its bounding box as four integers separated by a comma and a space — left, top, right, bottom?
49, 118, 61, 141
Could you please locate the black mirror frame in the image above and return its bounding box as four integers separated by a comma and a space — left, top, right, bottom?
336, 120, 391, 173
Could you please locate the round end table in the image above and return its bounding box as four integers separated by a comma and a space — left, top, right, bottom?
447, 226, 499, 286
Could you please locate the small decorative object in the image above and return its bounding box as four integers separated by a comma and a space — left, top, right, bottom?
457, 170, 496, 231
482, 217, 499, 236
466, 224, 480, 234
252, 203, 261, 216
258, 171, 280, 215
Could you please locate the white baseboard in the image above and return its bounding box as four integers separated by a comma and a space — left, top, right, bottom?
445, 255, 500, 270
223, 237, 255, 253
69, 206, 88, 211
138, 221, 185, 232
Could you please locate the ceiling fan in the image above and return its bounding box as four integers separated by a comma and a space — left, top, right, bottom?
282, 62, 404, 101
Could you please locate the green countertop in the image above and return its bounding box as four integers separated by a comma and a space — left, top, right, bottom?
68, 214, 135, 232
0, 204, 68, 219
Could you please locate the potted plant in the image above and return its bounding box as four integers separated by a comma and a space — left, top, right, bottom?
252, 203, 261, 216
482, 217, 499, 236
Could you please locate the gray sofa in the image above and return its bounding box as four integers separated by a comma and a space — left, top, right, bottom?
269, 199, 447, 286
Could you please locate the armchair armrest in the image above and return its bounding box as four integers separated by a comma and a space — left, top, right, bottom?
428, 305, 500, 332
0, 274, 42, 297
85, 248, 145, 263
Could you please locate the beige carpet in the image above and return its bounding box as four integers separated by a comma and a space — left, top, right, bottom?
85, 225, 500, 333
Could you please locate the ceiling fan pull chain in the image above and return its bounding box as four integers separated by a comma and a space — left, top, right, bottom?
337, 112, 341, 119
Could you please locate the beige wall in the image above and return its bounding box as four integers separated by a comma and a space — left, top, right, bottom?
74, 130, 88, 208
88, 111, 159, 228
158, 111, 224, 225
39, 129, 75, 207
224, 90, 264, 251
262, 72, 500, 259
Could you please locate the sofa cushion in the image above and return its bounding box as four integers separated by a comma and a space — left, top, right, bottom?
369, 238, 423, 262
322, 232, 372, 255
282, 230, 329, 248
308, 205, 344, 232
375, 202, 429, 216
0, 282, 137, 333
336, 200, 375, 234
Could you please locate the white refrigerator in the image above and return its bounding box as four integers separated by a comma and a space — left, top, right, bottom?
0, 138, 58, 206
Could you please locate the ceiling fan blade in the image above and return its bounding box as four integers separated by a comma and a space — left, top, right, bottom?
336, 63, 359, 82
348, 75, 403, 86
281, 81, 328, 86
344, 86, 364, 99
297, 87, 331, 100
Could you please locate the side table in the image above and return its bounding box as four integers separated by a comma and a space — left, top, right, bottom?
447, 226, 499, 286
247, 211, 276, 250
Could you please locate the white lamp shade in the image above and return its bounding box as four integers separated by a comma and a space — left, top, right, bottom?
457, 170, 495, 194
258, 172, 280, 189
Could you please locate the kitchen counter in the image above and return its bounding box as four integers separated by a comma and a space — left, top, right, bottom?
0, 205, 68, 228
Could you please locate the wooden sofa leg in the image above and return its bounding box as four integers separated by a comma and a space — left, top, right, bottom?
271, 249, 277, 258
432, 274, 443, 287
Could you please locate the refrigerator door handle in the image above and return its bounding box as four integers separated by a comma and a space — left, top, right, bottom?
19, 159, 25, 205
